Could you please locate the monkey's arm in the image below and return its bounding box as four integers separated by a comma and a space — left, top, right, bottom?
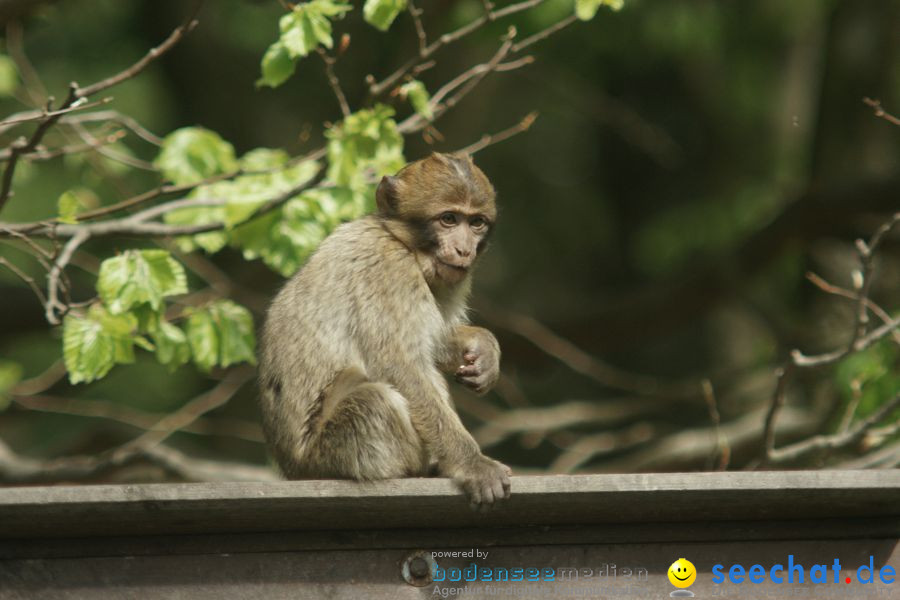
439, 325, 501, 395
394, 366, 510, 507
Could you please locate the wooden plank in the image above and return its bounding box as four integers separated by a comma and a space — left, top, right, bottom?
1, 537, 897, 599
3, 517, 899, 560
0, 471, 898, 539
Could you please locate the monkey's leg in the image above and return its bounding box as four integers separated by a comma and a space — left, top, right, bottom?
301, 368, 430, 481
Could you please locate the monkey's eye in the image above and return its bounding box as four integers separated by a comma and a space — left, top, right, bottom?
470, 216, 488, 230
439, 212, 458, 226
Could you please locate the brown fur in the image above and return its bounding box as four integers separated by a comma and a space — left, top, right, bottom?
259, 153, 510, 507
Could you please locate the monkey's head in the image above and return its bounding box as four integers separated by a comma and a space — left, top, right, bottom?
376, 152, 496, 286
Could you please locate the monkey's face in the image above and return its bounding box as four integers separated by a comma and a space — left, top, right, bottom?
429, 210, 491, 284
376, 152, 497, 286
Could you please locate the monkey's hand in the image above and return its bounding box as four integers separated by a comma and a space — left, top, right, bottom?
452, 327, 500, 395
450, 455, 512, 511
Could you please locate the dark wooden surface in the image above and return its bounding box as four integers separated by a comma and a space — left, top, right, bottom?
1, 471, 898, 538
1, 472, 898, 599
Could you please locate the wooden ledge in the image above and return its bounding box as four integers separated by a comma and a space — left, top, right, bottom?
0, 471, 898, 539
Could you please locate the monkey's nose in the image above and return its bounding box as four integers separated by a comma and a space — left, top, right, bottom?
455, 247, 472, 258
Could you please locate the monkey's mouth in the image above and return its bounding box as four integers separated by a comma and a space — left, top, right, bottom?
437, 260, 470, 272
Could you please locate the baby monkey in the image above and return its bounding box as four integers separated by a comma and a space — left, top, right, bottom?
259, 152, 511, 508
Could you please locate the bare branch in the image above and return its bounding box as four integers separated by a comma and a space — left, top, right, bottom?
763, 212, 900, 463
767, 393, 900, 464
792, 314, 900, 368
548, 423, 654, 473
111, 367, 253, 461
9, 359, 66, 395
77, 2, 203, 98
14, 393, 263, 444
863, 97, 900, 127
407, 0, 427, 57
367, 0, 544, 98
0, 96, 113, 130
848, 212, 900, 349
0, 435, 275, 483
0, 166, 328, 239
61, 110, 164, 145
44, 229, 88, 324
0, 255, 46, 304
457, 111, 538, 155
0, 2, 202, 214
471, 398, 659, 448
806, 271, 900, 344
478, 303, 701, 397
318, 45, 351, 118
511, 13, 578, 53
762, 363, 795, 458
702, 378, 730, 470
4, 19, 46, 105
0, 127, 127, 162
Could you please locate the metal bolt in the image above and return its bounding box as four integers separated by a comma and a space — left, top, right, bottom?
401, 550, 436, 586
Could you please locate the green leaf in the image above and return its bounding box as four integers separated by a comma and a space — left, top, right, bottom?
186, 300, 256, 372
363, 0, 407, 31
259, 0, 351, 87
258, 41, 296, 88
57, 188, 100, 224
575, 0, 624, 21
154, 127, 238, 185
0, 361, 23, 411
399, 80, 433, 120
163, 205, 228, 254
0, 54, 18, 97
325, 104, 405, 187
153, 318, 192, 371
63, 306, 139, 384
97, 249, 188, 314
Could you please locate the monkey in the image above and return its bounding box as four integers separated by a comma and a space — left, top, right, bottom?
258, 152, 511, 508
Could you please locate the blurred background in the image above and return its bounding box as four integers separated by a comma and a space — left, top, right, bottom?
0, 0, 897, 481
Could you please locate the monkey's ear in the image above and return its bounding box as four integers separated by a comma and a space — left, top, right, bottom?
376, 175, 399, 215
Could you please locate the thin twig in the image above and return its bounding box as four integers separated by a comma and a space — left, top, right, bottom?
847, 212, 900, 350
0, 166, 328, 239
367, 0, 545, 98
0, 97, 113, 130
13, 393, 263, 443
863, 97, 900, 127
44, 230, 89, 325
0, 128, 127, 162
838, 379, 863, 434
0, 2, 202, 214
511, 13, 578, 53
78, 2, 203, 98
763, 212, 900, 463
0, 435, 275, 483
61, 110, 164, 145
0, 256, 46, 304
9, 360, 67, 395
457, 111, 538, 155
111, 367, 253, 460
762, 363, 794, 458
317, 48, 351, 118
806, 271, 900, 344
478, 303, 701, 398
767, 393, 900, 464
4, 20, 47, 106
702, 378, 730, 470
407, 0, 428, 57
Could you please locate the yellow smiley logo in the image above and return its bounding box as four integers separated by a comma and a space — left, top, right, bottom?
668, 558, 697, 588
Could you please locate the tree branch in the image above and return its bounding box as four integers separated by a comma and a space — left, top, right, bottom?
0, 1, 202, 214
366, 0, 545, 98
